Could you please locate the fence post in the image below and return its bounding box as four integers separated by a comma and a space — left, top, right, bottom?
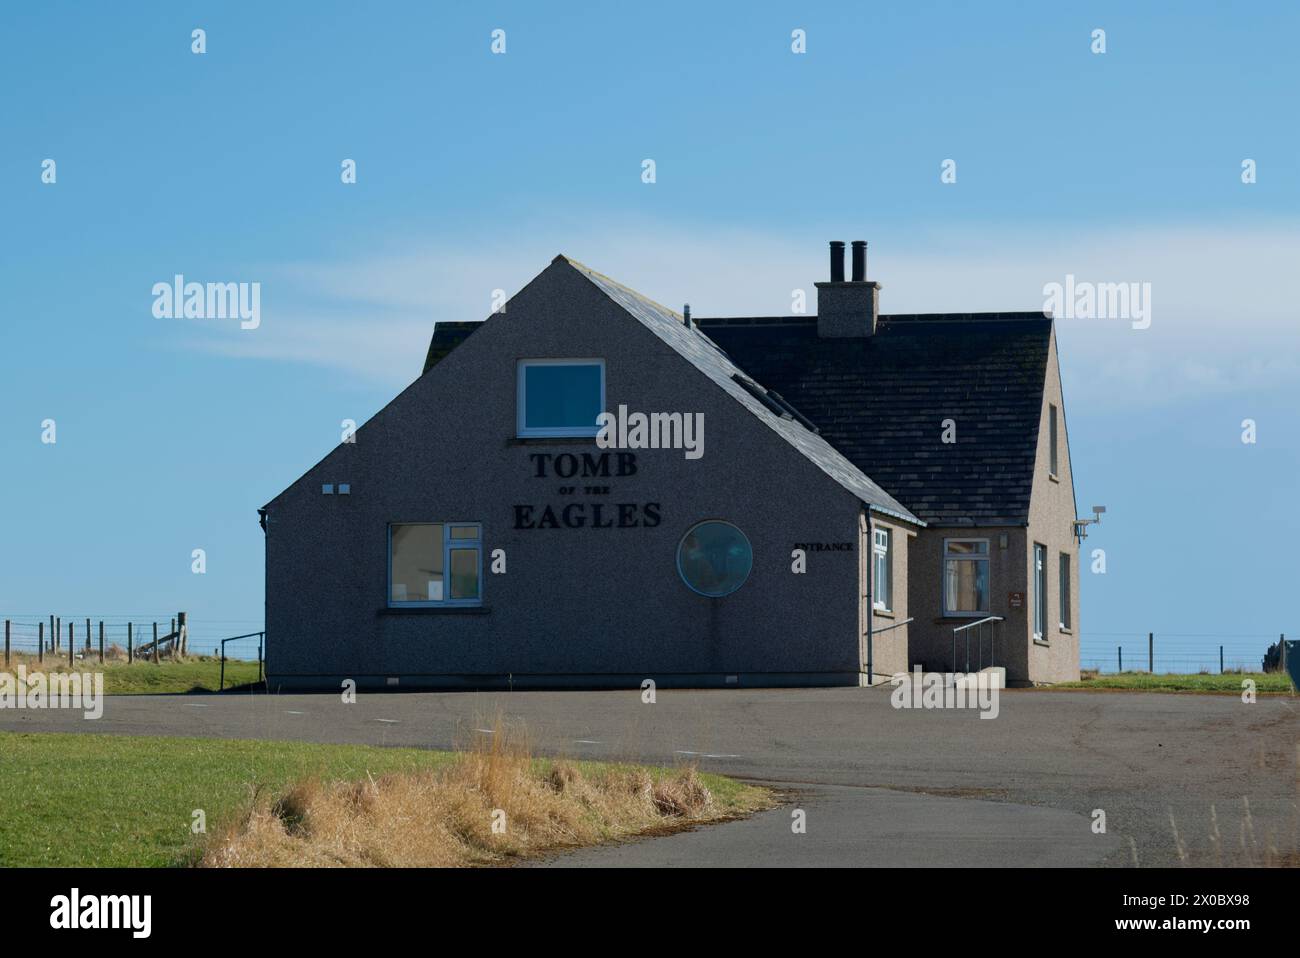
258, 632, 264, 684
178, 612, 187, 656
38, 622, 44, 663
127, 623, 133, 664
1118, 646, 1122, 672
98, 621, 104, 663
68, 622, 74, 666
219, 641, 225, 692
1148, 632, 1154, 673
4, 620, 9, 666
55, 615, 60, 653
1282, 633, 1287, 674
152, 622, 159, 664
1220, 645, 1224, 675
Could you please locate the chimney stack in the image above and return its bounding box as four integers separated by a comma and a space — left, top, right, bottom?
816, 239, 880, 338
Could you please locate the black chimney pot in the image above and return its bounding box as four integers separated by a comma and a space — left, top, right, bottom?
829, 241, 845, 283
851, 241, 867, 283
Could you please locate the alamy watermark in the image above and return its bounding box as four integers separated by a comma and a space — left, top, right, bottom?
0, 666, 104, 719
152, 274, 261, 329
50, 888, 150, 938
1042, 274, 1151, 329
890, 667, 1001, 719
596, 405, 704, 460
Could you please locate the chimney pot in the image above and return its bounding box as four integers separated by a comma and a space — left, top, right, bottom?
851, 240, 867, 283
829, 241, 845, 283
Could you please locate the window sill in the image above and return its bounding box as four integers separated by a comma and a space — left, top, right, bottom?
1033, 637, 1051, 647
509, 436, 598, 445
1048, 473, 1060, 483
379, 606, 490, 616
1059, 626, 1073, 635
873, 608, 895, 619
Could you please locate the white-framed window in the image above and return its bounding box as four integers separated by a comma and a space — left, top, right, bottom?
388, 522, 482, 607
943, 538, 989, 616
1048, 403, 1059, 477
516, 359, 605, 438
872, 527, 892, 612
1058, 552, 1071, 630
1033, 542, 1047, 640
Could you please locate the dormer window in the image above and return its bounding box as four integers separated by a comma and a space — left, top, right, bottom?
517, 359, 605, 438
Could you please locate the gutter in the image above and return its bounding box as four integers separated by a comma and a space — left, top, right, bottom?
864, 505, 874, 684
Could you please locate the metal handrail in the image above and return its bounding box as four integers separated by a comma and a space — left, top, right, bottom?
952, 616, 1004, 674
219, 631, 265, 691
871, 616, 914, 635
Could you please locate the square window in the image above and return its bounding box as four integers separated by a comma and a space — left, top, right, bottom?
517, 360, 604, 437
389, 522, 481, 606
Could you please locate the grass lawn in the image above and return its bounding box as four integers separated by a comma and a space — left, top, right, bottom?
0, 732, 769, 867
1052, 671, 1294, 693
2, 654, 260, 694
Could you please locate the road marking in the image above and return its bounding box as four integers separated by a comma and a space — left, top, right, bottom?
375, 719, 399, 724
474, 728, 496, 734
285, 710, 305, 715
575, 739, 602, 745
186, 704, 208, 708
675, 750, 741, 759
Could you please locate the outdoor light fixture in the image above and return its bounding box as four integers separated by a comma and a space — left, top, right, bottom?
1073, 505, 1106, 540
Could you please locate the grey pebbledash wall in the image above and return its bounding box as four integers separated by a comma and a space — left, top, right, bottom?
263, 259, 873, 690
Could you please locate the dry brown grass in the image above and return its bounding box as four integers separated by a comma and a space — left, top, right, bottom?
200, 717, 762, 867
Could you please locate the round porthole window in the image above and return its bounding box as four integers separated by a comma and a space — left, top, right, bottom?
676, 521, 753, 597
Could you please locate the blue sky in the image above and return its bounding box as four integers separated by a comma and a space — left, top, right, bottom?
2, 2, 1297, 667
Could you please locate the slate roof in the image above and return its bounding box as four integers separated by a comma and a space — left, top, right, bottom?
422, 257, 921, 526
423, 321, 481, 374
696, 314, 1053, 526
421, 258, 1057, 527
562, 258, 922, 525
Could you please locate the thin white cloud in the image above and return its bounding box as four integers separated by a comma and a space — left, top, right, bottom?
178, 218, 1300, 407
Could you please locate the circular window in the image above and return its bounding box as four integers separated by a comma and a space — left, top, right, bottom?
676, 521, 753, 597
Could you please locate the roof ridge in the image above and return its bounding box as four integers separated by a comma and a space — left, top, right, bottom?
557, 255, 686, 324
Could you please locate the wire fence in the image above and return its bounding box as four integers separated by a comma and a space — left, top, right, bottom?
1079, 632, 1287, 675
1, 614, 265, 662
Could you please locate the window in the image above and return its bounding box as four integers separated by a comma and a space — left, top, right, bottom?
943, 539, 989, 615
389, 522, 481, 606
872, 527, 892, 612
1059, 553, 1071, 630
517, 359, 604, 437
677, 521, 753, 597
1048, 403, 1059, 477
1033, 542, 1047, 640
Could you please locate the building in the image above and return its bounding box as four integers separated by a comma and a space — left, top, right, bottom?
261, 242, 1081, 690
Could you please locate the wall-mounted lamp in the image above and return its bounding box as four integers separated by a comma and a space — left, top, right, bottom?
1074, 505, 1106, 540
